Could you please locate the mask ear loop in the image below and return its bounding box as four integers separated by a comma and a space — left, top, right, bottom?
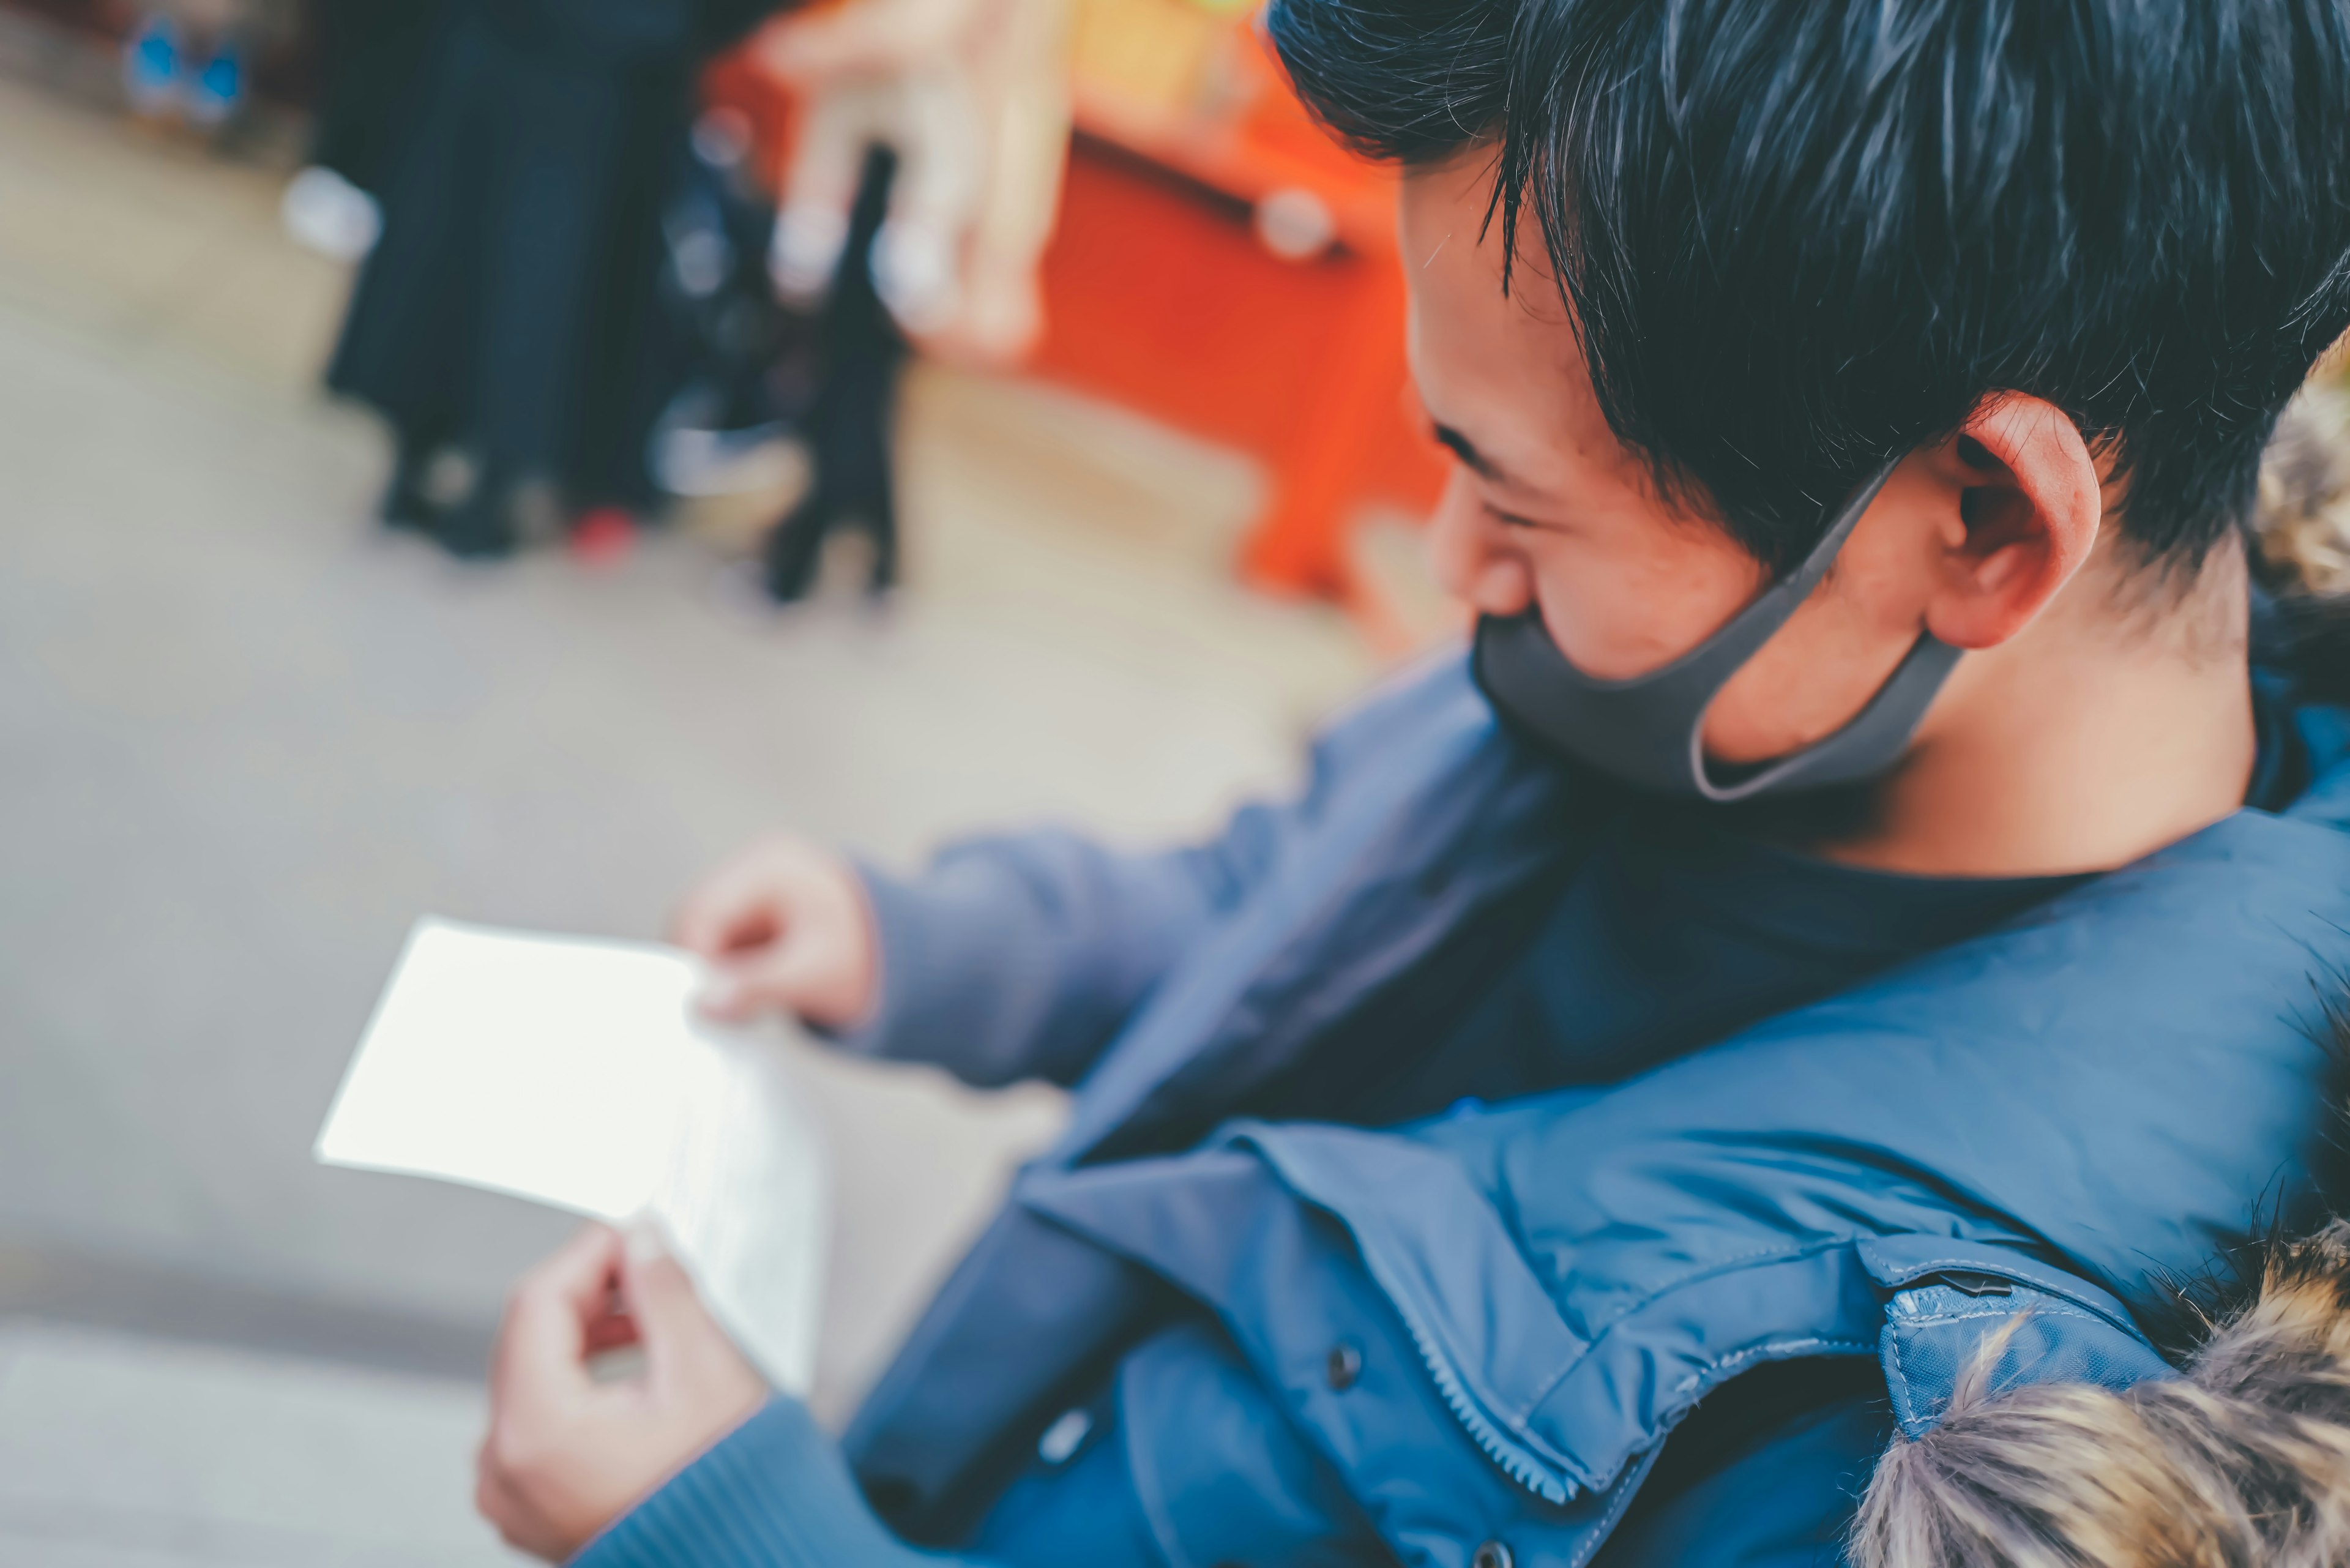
1474, 457, 1964, 801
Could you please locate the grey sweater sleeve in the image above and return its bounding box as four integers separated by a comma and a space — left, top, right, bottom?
831, 828, 1240, 1088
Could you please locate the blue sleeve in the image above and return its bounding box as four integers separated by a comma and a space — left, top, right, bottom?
574, 1399, 991, 1568
834, 666, 1459, 1089
1590, 1392, 1890, 1568
837, 826, 1256, 1089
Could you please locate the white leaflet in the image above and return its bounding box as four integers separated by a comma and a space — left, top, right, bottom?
314, 917, 827, 1394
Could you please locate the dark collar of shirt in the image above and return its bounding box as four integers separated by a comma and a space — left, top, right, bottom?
1303, 665, 2307, 1126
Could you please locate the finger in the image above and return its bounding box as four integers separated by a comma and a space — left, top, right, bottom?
696, 943, 813, 1021
670, 867, 780, 958
526, 1222, 627, 1316
671, 840, 805, 956
499, 1223, 625, 1396
614, 1222, 732, 1383
695, 969, 755, 1022
581, 1306, 640, 1357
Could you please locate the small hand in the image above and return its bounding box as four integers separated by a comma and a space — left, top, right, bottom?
671, 835, 879, 1031
477, 1223, 769, 1562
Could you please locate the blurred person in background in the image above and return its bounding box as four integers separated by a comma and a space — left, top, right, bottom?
326, 0, 778, 559
279, 0, 446, 262
611, 0, 1078, 600
466, 1, 2350, 1565
755, 143, 916, 599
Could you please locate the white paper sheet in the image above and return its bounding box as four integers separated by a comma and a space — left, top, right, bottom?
314, 917, 829, 1394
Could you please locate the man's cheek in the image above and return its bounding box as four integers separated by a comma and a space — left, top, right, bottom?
1701, 607, 1909, 764
1531, 561, 1700, 681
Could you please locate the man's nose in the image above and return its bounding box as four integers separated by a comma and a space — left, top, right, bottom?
1427, 474, 1536, 618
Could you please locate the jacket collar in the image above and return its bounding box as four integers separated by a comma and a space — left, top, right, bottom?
1053, 660, 1586, 1163
1026, 724, 2350, 1514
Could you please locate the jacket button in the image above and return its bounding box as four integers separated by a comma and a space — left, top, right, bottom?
1035, 1407, 1092, 1466
1325, 1342, 1363, 1391
1471, 1543, 1513, 1568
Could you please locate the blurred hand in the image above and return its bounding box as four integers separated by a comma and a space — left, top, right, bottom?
749, 0, 1073, 368
755, 0, 987, 84
477, 1224, 768, 1562
672, 835, 879, 1031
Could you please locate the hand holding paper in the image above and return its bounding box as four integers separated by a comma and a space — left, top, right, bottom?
477, 1221, 770, 1561
314, 917, 829, 1394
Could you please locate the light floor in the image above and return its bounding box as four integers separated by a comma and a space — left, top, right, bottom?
0, 1326, 517, 1566
0, 50, 1379, 1561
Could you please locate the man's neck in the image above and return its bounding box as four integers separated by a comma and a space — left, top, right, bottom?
1810, 545, 2257, 879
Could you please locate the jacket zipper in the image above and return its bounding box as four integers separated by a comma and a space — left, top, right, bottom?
1357, 1235, 1580, 1506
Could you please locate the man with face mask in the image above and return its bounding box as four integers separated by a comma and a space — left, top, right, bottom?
474, 2, 2350, 1564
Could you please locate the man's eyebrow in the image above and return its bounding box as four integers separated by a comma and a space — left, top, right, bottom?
1431, 422, 1518, 488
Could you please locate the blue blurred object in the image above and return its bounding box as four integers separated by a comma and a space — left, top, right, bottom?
185, 36, 245, 130
122, 14, 181, 118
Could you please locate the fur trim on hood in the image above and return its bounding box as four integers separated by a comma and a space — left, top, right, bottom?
2254, 378, 2350, 704
2259, 379, 2350, 596
1851, 1219, 2350, 1567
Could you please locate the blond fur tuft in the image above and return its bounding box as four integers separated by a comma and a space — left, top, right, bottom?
2256, 380, 2350, 595
1852, 1220, 2350, 1567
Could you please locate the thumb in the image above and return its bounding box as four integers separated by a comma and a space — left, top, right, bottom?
695, 963, 756, 1021
696, 947, 798, 1021
699, 936, 835, 1023
616, 1221, 726, 1375
500, 1223, 624, 1395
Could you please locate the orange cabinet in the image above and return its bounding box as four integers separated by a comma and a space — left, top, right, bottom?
714, 15, 1447, 616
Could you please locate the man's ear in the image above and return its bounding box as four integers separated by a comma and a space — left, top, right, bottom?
1920, 393, 2103, 651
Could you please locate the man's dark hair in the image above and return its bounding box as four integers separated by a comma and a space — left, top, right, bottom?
1268, 0, 2350, 576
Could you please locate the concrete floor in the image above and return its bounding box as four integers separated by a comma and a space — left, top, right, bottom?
0, 1326, 518, 1566
0, 58, 1378, 1559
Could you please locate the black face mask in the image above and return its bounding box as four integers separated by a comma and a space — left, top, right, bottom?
1471, 460, 1963, 802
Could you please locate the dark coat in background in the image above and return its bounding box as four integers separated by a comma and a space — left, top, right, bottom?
308, 0, 446, 197
327, 0, 772, 511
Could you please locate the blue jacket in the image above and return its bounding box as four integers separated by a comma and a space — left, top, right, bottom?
583, 655, 2350, 1568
